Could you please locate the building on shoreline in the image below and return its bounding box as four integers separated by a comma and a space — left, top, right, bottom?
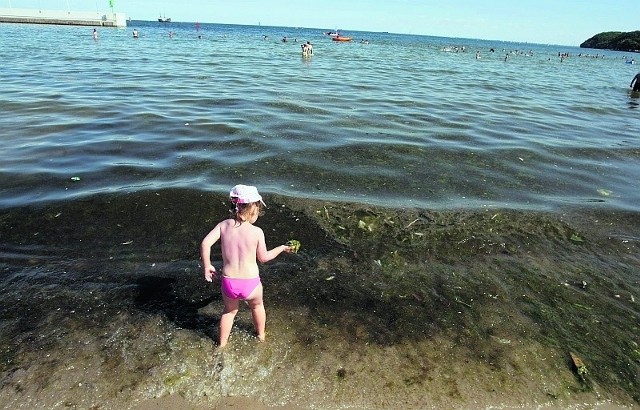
0, 7, 126, 27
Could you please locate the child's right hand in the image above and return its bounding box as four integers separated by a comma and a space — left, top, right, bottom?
204, 265, 216, 282
285, 240, 301, 253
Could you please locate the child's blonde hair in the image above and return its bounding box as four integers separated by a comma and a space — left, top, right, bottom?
232, 201, 263, 224
228, 184, 265, 224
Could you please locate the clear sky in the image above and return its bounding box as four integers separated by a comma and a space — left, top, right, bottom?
4, 0, 639, 46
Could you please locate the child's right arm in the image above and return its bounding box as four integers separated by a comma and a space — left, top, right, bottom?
201, 224, 222, 282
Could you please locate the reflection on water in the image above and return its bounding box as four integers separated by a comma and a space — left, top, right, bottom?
629, 92, 640, 109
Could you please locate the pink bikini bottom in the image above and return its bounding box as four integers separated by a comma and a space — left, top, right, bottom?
221, 276, 261, 300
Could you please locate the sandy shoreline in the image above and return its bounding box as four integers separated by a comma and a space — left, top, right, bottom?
133, 394, 281, 410
132, 394, 636, 410
135, 394, 357, 410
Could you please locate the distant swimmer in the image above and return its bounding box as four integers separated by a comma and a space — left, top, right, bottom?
631, 72, 640, 92
132, 29, 139, 38
475, 51, 481, 59
92, 28, 98, 40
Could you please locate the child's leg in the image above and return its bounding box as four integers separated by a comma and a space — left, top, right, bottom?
219, 295, 240, 348
245, 284, 266, 341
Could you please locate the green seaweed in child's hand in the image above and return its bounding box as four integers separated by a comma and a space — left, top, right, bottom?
287, 239, 301, 253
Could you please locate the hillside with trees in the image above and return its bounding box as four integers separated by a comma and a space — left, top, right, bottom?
580, 31, 640, 52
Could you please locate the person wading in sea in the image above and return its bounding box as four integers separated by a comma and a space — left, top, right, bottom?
631, 72, 640, 92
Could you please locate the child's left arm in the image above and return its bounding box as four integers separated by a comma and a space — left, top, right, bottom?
255, 228, 292, 263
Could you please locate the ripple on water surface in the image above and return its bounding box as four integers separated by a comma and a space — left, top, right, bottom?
1, 22, 639, 211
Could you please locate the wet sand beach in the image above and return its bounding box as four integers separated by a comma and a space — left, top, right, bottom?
0, 190, 638, 409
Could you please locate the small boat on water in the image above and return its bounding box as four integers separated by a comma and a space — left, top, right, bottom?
158, 14, 171, 23
332, 36, 352, 42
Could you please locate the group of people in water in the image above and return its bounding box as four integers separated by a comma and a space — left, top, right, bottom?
95, 27, 640, 93
277, 36, 314, 56
301, 41, 313, 56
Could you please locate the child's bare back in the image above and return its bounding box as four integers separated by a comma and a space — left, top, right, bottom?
204, 218, 263, 280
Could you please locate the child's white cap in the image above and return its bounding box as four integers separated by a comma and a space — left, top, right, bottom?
229, 184, 266, 206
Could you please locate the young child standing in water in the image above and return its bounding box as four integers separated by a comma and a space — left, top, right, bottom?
201, 185, 292, 347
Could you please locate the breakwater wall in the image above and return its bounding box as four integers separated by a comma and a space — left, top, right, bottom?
0, 8, 126, 27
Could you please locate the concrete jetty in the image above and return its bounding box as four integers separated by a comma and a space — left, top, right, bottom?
0, 8, 127, 27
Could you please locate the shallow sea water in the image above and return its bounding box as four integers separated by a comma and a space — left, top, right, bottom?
1, 20, 639, 210
0, 20, 639, 409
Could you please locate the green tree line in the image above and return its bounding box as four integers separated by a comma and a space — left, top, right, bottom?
580, 31, 640, 52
